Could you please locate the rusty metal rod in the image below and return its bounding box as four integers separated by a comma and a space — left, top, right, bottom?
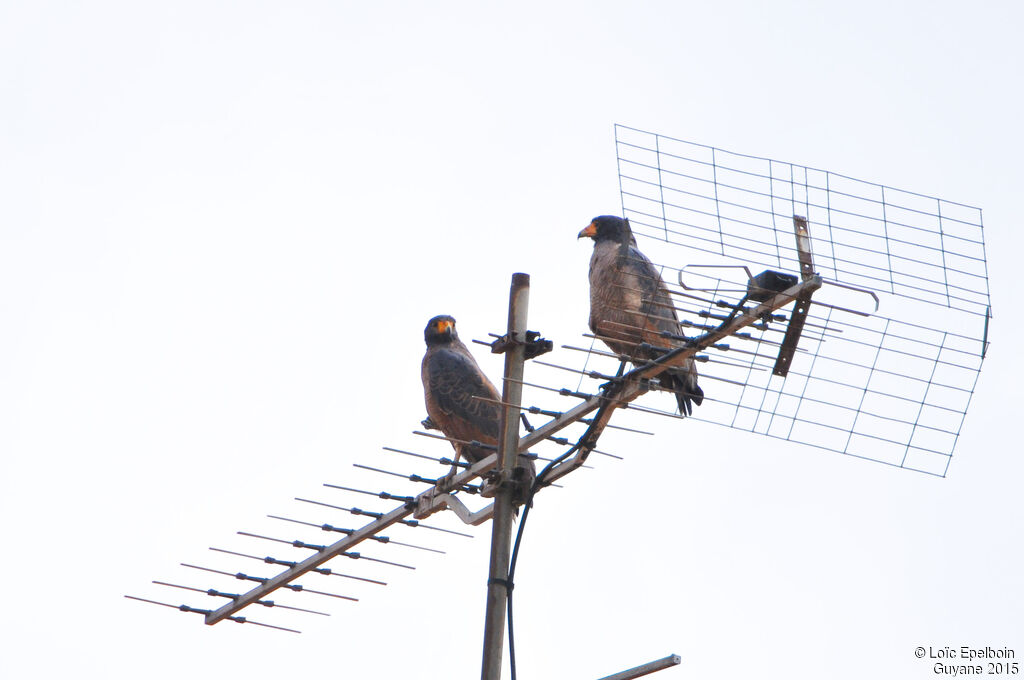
236, 531, 416, 570
152, 581, 330, 616
208, 547, 387, 585
293, 498, 474, 537
181, 564, 357, 601
124, 595, 301, 633
266, 515, 445, 554
381, 446, 470, 468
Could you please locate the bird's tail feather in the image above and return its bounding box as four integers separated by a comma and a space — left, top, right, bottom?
665, 371, 703, 417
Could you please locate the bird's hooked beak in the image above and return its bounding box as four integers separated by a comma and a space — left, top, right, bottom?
578, 222, 597, 239
437, 319, 454, 336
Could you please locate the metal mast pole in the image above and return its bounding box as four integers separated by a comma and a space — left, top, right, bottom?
480, 272, 530, 680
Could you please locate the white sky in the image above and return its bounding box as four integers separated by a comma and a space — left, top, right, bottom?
2, 2, 1022, 679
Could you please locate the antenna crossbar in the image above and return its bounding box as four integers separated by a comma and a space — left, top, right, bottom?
199, 267, 817, 627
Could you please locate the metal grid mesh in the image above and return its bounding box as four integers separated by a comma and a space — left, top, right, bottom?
614, 124, 991, 476
616, 125, 990, 317
127, 128, 996, 632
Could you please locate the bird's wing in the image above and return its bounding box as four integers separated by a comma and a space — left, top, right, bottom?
627, 247, 680, 329
623, 249, 703, 413
424, 346, 501, 444
588, 242, 703, 415
598, 246, 682, 351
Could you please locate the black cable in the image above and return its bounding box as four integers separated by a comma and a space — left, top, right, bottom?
506, 393, 617, 680
721, 293, 750, 327
505, 295, 751, 678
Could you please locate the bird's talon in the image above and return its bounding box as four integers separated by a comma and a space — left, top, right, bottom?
434, 468, 457, 491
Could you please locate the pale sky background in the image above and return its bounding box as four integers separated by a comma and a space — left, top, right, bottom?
2, 2, 1022, 679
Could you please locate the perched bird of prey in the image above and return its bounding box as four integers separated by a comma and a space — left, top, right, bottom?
421, 315, 536, 497
578, 215, 704, 415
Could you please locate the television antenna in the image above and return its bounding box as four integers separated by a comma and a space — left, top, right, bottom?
128, 125, 991, 678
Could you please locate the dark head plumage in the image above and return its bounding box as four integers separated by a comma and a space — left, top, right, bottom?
578, 215, 634, 245
424, 314, 458, 346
